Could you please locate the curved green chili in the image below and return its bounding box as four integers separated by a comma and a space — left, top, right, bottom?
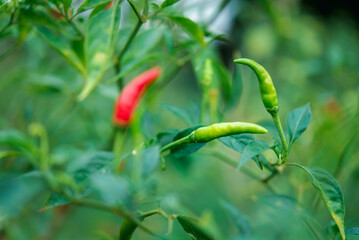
234, 58, 278, 114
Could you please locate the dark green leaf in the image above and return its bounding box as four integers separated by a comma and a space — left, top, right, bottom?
212, 59, 232, 103
226, 64, 243, 110
161, 0, 180, 8
346, 227, 359, 235
79, 6, 119, 100
77, 0, 112, 13
177, 215, 214, 240
220, 200, 252, 237
169, 16, 205, 46
0, 172, 48, 221
36, 27, 86, 74
286, 103, 312, 148
290, 164, 345, 239
218, 134, 254, 153
43, 152, 114, 210
161, 103, 195, 125
238, 139, 271, 170
68, 151, 114, 182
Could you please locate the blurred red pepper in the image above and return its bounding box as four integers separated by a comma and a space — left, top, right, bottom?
113, 67, 162, 127
105, 1, 114, 9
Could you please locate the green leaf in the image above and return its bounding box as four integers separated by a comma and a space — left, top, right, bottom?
346, 227, 359, 235
78, 6, 120, 100
36, 27, 86, 74
290, 164, 345, 239
141, 145, 160, 178
0, 130, 38, 162
169, 16, 205, 46
0, 172, 48, 222
238, 139, 271, 170
42, 151, 114, 210
161, 0, 180, 8
170, 125, 206, 158
286, 103, 312, 148
218, 134, 254, 153
90, 173, 130, 205
220, 200, 252, 237
161, 103, 195, 125
77, 0, 111, 13
226, 64, 243, 110
177, 215, 214, 240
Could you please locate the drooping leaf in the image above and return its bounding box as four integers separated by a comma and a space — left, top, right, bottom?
161, 103, 195, 125
218, 134, 255, 153
290, 164, 345, 239
238, 139, 271, 170
161, 0, 180, 8
169, 16, 205, 46
78, 6, 120, 100
286, 103, 312, 148
177, 215, 214, 240
36, 27, 86, 74
220, 200, 252, 237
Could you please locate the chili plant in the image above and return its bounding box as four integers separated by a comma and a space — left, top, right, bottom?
0, 0, 358, 239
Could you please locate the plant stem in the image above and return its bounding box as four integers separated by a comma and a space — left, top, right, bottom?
115, 0, 146, 89
160, 135, 192, 153
271, 112, 288, 164
71, 198, 161, 237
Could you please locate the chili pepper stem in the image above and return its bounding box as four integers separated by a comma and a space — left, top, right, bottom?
271, 112, 288, 164
113, 127, 128, 169
160, 135, 192, 153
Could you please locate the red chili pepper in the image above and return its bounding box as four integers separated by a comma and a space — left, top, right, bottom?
105, 1, 114, 9
113, 66, 162, 127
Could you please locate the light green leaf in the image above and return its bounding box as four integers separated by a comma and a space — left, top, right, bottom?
290, 164, 345, 240
36, 27, 86, 74
238, 139, 271, 170
177, 215, 214, 240
161, 0, 180, 8
78, 6, 120, 100
286, 103, 312, 148
169, 16, 205, 46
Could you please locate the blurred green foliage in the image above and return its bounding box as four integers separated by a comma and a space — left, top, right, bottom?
0, 0, 358, 239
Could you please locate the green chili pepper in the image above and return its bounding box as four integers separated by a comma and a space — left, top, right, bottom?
161, 122, 267, 152
234, 58, 278, 114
